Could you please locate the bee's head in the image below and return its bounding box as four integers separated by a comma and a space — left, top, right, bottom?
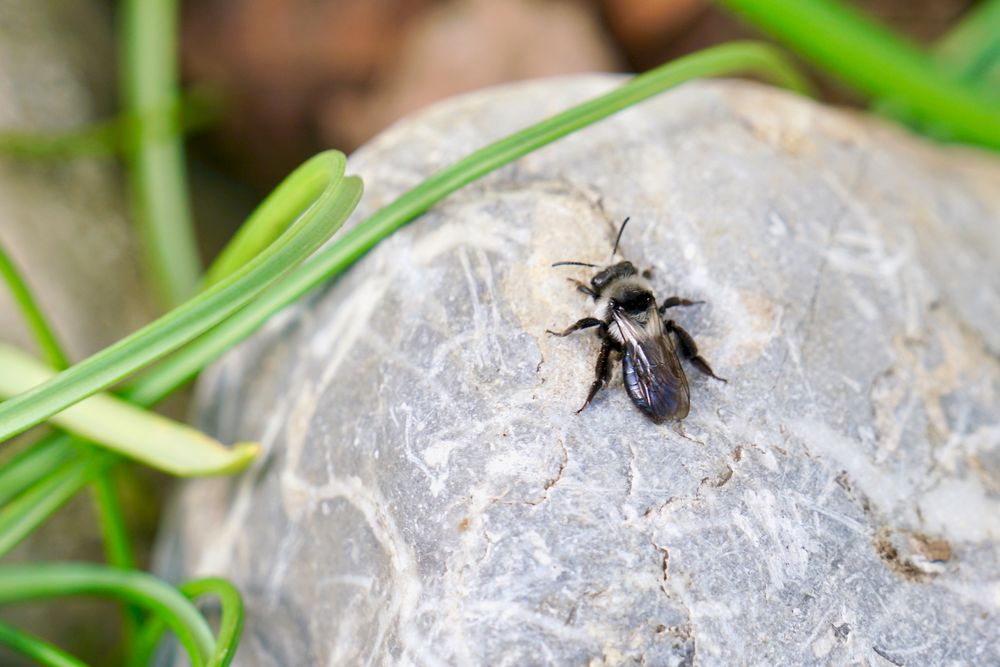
591, 260, 637, 292
551, 217, 643, 295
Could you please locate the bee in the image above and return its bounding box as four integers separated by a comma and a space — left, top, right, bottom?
547, 218, 726, 423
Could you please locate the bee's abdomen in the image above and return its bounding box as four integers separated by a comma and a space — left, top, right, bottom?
622, 351, 689, 422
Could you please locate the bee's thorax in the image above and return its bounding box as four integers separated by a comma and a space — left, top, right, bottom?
592, 274, 657, 343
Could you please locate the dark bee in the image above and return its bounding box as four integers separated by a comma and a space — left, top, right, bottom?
547, 218, 726, 423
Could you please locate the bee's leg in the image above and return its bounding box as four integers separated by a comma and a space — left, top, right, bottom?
664, 320, 727, 383
658, 296, 704, 314
546, 317, 605, 337
576, 337, 615, 414
566, 278, 597, 298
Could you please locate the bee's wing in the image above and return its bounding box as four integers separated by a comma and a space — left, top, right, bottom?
613, 310, 690, 422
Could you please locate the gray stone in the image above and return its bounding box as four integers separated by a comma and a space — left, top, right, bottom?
158, 77, 1000, 666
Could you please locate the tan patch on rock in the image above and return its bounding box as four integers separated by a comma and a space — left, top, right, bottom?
874, 526, 952, 582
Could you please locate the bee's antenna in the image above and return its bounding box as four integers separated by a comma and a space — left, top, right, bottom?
610, 216, 631, 258
552, 261, 598, 268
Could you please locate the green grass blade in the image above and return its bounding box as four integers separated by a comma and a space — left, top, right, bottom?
0, 453, 113, 558
130, 577, 245, 667
0, 151, 362, 446
0, 435, 75, 505
933, 0, 1000, 85
126, 41, 809, 403
715, 0, 1000, 150
92, 471, 135, 570
182, 579, 244, 667
0, 93, 219, 161
0, 620, 90, 667
130, 615, 170, 667
120, 0, 201, 307
0, 120, 119, 160
129, 618, 164, 667
0, 563, 214, 667
0, 345, 256, 476
92, 469, 144, 658
0, 241, 69, 370
202, 181, 316, 288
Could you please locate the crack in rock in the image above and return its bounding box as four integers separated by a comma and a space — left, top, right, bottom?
873, 645, 904, 666
650, 538, 671, 597
700, 463, 734, 488
545, 439, 569, 491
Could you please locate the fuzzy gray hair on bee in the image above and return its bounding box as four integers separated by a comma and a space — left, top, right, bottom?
547, 217, 726, 423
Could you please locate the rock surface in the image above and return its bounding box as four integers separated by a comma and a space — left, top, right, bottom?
158, 77, 1000, 665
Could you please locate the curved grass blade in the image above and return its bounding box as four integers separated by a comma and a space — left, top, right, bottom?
0, 562, 215, 667
133, 578, 245, 667
0, 620, 89, 667
181, 579, 245, 667
127, 41, 810, 403
0, 345, 255, 476
0, 150, 362, 445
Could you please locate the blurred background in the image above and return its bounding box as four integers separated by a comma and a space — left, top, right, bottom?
177, 0, 979, 253
179, 0, 971, 184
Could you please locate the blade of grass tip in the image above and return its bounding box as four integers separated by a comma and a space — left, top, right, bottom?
714, 0, 1000, 150
0, 453, 114, 558
933, 0, 1000, 85
0, 620, 90, 667
0, 563, 214, 667
0, 241, 69, 370
0, 150, 362, 446
127, 41, 810, 403
120, 0, 201, 308
199, 147, 354, 288
0, 344, 256, 476
0, 434, 76, 506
